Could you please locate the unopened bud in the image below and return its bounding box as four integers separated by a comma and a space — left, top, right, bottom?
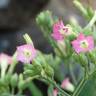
61, 78, 75, 92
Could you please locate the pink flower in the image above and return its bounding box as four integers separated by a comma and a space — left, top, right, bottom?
51, 20, 72, 41
71, 33, 94, 53
16, 44, 37, 63
0, 53, 12, 64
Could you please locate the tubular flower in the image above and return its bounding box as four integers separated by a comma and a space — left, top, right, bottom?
71, 33, 94, 53
53, 88, 58, 96
52, 20, 72, 41
0, 53, 12, 64
53, 78, 74, 96
61, 78, 74, 92
16, 44, 37, 63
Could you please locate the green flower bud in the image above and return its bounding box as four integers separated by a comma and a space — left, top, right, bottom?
18, 80, 25, 91
24, 64, 42, 77
18, 74, 25, 91
41, 69, 47, 78
23, 34, 33, 45
10, 74, 18, 88
36, 10, 53, 28
4, 74, 11, 84
79, 53, 88, 67
87, 7, 94, 19
36, 12, 45, 25
73, 53, 88, 67
43, 64, 54, 78
87, 50, 96, 65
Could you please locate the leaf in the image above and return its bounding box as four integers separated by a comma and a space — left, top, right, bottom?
0, 93, 25, 96
78, 71, 96, 96
27, 82, 43, 96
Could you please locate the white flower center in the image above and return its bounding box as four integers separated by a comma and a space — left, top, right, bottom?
59, 28, 68, 35
80, 40, 88, 48
24, 49, 31, 57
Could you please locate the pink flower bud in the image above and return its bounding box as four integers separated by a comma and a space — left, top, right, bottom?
61, 78, 75, 92
0, 53, 12, 64
53, 88, 58, 96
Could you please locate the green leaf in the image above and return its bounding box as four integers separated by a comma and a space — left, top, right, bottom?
78, 71, 96, 96
27, 82, 43, 96
0, 79, 10, 94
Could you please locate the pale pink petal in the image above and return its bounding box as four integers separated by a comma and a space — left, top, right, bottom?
61, 78, 70, 88
53, 89, 58, 96
86, 36, 94, 50
52, 20, 73, 41
16, 44, 37, 63
71, 40, 82, 53
61, 78, 74, 92
52, 20, 65, 41
0, 53, 12, 64
51, 32, 63, 41
72, 33, 94, 53
77, 33, 85, 40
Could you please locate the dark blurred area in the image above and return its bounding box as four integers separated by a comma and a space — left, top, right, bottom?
0, 0, 96, 96
0, 0, 49, 95
0, 0, 50, 54
0, 0, 96, 54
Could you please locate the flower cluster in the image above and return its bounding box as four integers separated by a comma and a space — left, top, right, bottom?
0, 4, 96, 95
52, 20, 72, 41
51, 20, 94, 54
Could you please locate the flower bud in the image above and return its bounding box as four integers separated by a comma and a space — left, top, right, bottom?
41, 64, 54, 79
73, 53, 88, 67
87, 50, 96, 65
44, 64, 54, 78
36, 10, 53, 27
18, 74, 25, 91
10, 74, 18, 87
61, 78, 75, 92
0, 53, 12, 78
24, 64, 42, 77
53, 88, 58, 96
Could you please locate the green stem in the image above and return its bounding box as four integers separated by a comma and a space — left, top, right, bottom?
73, 0, 88, 19
24, 75, 40, 83
41, 26, 67, 59
17, 90, 22, 95
1, 69, 6, 79
8, 52, 18, 75
84, 11, 96, 29
47, 78, 71, 96
11, 87, 15, 95
72, 78, 86, 96
72, 52, 93, 96
72, 66, 89, 96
